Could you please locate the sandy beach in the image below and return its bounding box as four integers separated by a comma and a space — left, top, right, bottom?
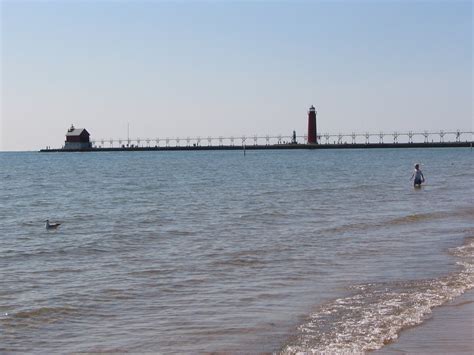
376, 288, 474, 354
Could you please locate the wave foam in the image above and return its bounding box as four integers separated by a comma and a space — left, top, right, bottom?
281, 238, 474, 354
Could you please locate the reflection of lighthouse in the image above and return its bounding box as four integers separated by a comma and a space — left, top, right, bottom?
307, 105, 317, 144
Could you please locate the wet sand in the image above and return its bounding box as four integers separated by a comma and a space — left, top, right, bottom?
376, 288, 474, 354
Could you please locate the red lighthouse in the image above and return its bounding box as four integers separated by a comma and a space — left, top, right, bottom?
307, 105, 317, 144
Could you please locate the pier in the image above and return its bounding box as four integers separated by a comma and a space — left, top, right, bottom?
40, 130, 473, 152
87, 130, 471, 147
39, 107, 473, 153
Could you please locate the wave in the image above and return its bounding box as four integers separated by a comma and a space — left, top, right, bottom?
3, 245, 108, 260
13, 306, 77, 320
209, 248, 270, 269
238, 210, 290, 221
321, 207, 474, 235
280, 237, 474, 354
387, 212, 442, 225
211, 256, 266, 268
128, 268, 175, 276
2, 305, 81, 330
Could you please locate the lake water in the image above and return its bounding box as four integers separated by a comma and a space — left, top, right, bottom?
0, 148, 473, 353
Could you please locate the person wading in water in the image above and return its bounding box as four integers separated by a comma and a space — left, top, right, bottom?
410, 163, 425, 187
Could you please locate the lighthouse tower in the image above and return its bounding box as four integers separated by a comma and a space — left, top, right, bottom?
307, 105, 317, 144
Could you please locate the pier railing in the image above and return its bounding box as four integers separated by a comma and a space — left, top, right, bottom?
89, 130, 473, 148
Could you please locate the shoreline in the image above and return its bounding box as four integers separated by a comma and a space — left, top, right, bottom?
376, 288, 474, 354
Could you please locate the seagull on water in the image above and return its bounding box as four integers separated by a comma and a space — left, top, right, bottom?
45, 219, 61, 230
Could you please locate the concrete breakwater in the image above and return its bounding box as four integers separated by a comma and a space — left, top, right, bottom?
40, 141, 472, 152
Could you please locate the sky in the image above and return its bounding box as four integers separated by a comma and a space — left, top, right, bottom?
1, 0, 472, 151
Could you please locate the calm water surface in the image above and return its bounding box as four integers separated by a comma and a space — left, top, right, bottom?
0, 148, 473, 352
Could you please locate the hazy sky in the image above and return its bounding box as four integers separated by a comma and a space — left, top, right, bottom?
1, 0, 472, 151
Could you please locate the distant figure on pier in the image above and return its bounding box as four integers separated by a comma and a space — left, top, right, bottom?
292, 130, 297, 144
410, 164, 425, 187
